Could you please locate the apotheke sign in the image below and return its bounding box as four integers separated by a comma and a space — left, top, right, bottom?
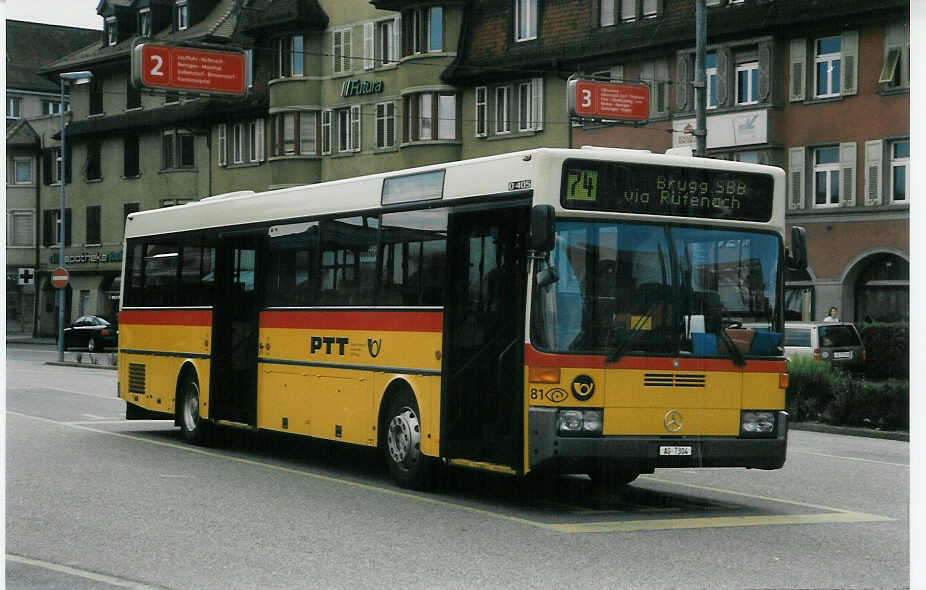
341, 79, 384, 97
48, 251, 123, 265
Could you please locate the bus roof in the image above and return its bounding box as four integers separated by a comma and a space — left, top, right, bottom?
124, 147, 785, 239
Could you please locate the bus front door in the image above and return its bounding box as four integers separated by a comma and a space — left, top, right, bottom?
210, 234, 260, 426
442, 206, 528, 469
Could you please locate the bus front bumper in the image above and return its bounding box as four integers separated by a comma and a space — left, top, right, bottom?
527, 408, 788, 474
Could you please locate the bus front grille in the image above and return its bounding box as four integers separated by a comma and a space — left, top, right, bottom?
643, 373, 706, 388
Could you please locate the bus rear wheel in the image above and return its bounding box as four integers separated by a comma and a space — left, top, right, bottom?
179, 373, 210, 445
384, 390, 433, 490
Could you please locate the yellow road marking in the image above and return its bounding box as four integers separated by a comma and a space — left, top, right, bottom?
548, 511, 894, 534
7, 411, 897, 534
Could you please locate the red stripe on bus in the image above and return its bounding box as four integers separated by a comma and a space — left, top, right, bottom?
119, 309, 213, 326
260, 310, 443, 332
524, 345, 786, 373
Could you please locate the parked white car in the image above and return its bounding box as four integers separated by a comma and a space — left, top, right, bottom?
783, 321, 865, 372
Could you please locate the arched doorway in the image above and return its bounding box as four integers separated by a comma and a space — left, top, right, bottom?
854, 253, 908, 323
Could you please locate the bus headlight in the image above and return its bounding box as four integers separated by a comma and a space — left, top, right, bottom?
741, 411, 776, 435
557, 409, 603, 435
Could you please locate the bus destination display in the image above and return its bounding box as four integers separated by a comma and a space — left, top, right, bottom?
561, 159, 774, 221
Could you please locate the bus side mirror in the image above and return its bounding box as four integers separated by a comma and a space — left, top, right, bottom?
787, 226, 807, 271
531, 205, 555, 252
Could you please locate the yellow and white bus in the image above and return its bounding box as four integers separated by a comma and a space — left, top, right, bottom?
118, 147, 806, 489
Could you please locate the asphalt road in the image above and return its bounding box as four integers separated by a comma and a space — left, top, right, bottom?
5, 344, 911, 589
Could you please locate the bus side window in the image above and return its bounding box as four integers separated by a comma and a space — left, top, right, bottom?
380, 209, 448, 307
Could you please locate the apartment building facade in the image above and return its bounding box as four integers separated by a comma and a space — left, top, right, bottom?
444, 0, 910, 322
30, 0, 908, 336
6, 21, 101, 334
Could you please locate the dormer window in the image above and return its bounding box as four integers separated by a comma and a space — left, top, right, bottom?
175, 0, 188, 31
106, 16, 118, 46
139, 8, 152, 37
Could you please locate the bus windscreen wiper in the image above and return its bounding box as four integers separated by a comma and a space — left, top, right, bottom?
606, 303, 656, 364
715, 325, 746, 367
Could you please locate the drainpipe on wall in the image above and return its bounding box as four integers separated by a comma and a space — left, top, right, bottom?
33, 141, 42, 337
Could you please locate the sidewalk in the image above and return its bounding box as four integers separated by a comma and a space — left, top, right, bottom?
6, 334, 56, 346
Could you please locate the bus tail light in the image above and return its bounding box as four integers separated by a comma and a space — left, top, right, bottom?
813, 348, 821, 362
779, 373, 789, 389
529, 366, 561, 384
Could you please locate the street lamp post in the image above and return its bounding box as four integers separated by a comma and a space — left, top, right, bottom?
57, 71, 93, 362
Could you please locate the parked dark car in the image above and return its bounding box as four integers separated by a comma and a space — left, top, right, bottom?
61, 315, 118, 352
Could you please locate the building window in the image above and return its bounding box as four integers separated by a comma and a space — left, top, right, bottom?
162, 129, 194, 169
43, 208, 71, 247
706, 53, 718, 109
250, 119, 265, 162
8, 210, 35, 247
475, 86, 487, 137
880, 24, 910, 90
404, 7, 442, 55
376, 102, 396, 148
11, 157, 33, 185
105, 16, 118, 45
495, 87, 511, 134
139, 8, 151, 37
378, 18, 399, 65
890, 140, 909, 204
517, 78, 544, 132
336, 106, 361, 152
813, 146, 840, 207
233, 123, 245, 164
600, 0, 615, 26
7, 96, 22, 119
124, 134, 140, 177
515, 0, 538, 41
85, 141, 102, 181
283, 113, 296, 154
43, 147, 69, 184
175, 0, 188, 31
41, 100, 61, 115
429, 7, 443, 51
126, 76, 141, 109
89, 78, 103, 114
642, 0, 658, 18
321, 110, 332, 155
405, 92, 458, 142
333, 28, 352, 74
854, 254, 908, 323
275, 36, 304, 78
270, 113, 312, 157
124, 202, 140, 228
86, 205, 101, 245
814, 37, 841, 98
621, 0, 635, 22
736, 61, 759, 105
218, 124, 227, 165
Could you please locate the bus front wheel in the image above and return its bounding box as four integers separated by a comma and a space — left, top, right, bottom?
179, 373, 210, 446
384, 390, 433, 490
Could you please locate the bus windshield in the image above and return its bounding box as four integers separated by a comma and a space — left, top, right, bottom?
532, 221, 782, 359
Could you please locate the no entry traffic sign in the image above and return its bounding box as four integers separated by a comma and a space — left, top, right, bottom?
51, 267, 69, 289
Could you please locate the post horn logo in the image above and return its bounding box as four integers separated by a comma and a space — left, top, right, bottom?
664, 409, 683, 432
368, 338, 382, 358
571, 375, 595, 401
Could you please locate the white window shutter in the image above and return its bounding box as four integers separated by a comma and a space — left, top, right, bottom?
841, 30, 858, 96
532, 77, 543, 131
676, 54, 691, 110
788, 146, 805, 210
218, 124, 226, 166
364, 22, 374, 70
839, 142, 857, 206
789, 39, 805, 102
346, 28, 354, 72
256, 118, 265, 161
351, 105, 361, 151
864, 140, 883, 206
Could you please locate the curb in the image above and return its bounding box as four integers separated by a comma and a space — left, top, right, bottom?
790, 421, 908, 442
45, 361, 117, 371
